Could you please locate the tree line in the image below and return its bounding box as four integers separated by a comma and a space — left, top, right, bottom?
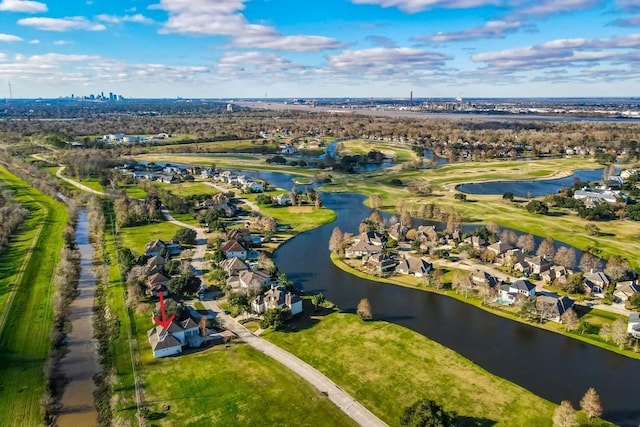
0, 190, 27, 251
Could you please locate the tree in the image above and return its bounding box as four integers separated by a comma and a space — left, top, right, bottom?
605, 255, 633, 283
118, 247, 137, 272
486, 222, 500, 235
519, 297, 539, 322
153, 298, 187, 321
503, 191, 515, 201
311, 293, 325, 311
526, 200, 549, 215
400, 399, 456, 427
584, 223, 601, 236
260, 307, 290, 330
167, 272, 201, 297
537, 237, 556, 259
500, 229, 519, 246
579, 387, 603, 419
517, 233, 535, 254
611, 318, 629, 349
174, 227, 197, 246
328, 226, 345, 252
579, 252, 603, 273
554, 246, 577, 269
552, 400, 577, 427
560, 308, 579, 331
357, 298, 372, 320
369, 194, 383, 209
369, 210, 385, 229
401, 210, 413, 228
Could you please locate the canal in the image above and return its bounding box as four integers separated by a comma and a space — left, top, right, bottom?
274, 192, 640, 426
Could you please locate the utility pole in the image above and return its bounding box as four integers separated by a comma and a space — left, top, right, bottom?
8, 82, 12, 99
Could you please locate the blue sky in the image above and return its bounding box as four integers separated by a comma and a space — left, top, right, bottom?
0, 0, 639, 98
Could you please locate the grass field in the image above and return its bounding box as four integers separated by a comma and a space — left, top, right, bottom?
118, 221, 183, 254
340, 139, 418, 162
157, 181, 217, 198
0, 166, 68, 426
260, 205, 336, 233
263, 308, 615, 427
118, 182, 147, 199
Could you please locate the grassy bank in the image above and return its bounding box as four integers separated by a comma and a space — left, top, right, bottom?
263, 309, 558, 426
331, 253, 640, 360
0, 166, 68, 425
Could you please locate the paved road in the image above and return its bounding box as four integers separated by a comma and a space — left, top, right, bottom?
56, 165, 106, 195
199, 297, 388, 427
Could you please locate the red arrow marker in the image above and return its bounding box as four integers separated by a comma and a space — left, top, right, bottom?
153, 292, 176, 329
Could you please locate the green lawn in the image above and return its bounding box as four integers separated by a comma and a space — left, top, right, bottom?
118, 182, 147, 199
0, 166, 68, 426
136, 337, 355, 426
118, 221, 183, 254
158, 181, 217, 198
264, 310, 557, 427
171, 212, 202, 227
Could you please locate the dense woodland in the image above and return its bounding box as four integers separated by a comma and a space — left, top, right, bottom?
1, 108, 640, 163
0, 190, 27, 251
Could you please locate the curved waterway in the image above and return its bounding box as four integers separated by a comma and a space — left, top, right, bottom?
273, 192, 640, 426
57, 209, 99, 426
457, 168, 605, 197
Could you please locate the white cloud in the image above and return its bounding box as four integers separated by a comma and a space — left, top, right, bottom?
96, 13, 154, 25
28, 38, 39, 43
609, 14, 640, 27
53, 40, 72, 45
0, 0, 47, 13
0, 33, 23, 42
155, 0, 343, 52
217, 52, 304, 79
350, 0, 503, 13
472, 33, 640, 72
18, 16, 106, 32
325, 47, 450, 81
508, 0, 602, 19
415, 20, 530, 43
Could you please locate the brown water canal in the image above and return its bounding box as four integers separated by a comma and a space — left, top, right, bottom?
57, 209, 100, 426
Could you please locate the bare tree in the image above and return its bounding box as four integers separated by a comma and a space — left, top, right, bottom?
517, 233, 535, 254
400, 210, 413, 228
579, 387, 603, 419
560, 308, 579, 331
369, 194, 383, 209
329, 226, 345, 252
611, 318, 629, 349
486, 222, 500, 235
552, 400, 577, 427
579, 252, 603, 273
554, 247, 577, 269
500, 229, 519, 246
369, 210, 385, 229
537, 237, 556, 259
357, 298, 372, 320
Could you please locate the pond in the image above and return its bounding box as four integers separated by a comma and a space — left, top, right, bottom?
457, 168, 605, 197
273, 191, 640, 426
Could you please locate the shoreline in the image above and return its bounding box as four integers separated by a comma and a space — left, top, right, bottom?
329, 252, 640, 361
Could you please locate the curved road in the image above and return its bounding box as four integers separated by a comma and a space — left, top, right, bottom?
161, 209, 387, 427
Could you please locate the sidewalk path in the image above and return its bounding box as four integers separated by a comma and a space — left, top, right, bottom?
56, 165, 106, 195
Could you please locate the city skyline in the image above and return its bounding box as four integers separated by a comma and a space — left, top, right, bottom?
0, 0, 639, 99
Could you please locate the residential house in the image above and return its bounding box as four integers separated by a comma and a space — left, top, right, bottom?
499, 279, 536, 304
469, 269, 499, 290
614, 280, 640, 302
464, 235, 487, 248
147, 272, 170, 297
242, 180, 264, 193
395, 256, 432, 277
238, 270, 272, 293
527, 256, 552, 274
628, 313, 640, 339
144, 239, 181, 257
147, 317, 201, 358
487, 241, 513, 258
364, 253, 397, 273
583, 271, 610, 295
251, 284, 303, 316
219, 257, 249, 276
504, 249, 525, 267
274, 193, 292, 206
388, 223, 408, 241
220, 239, 248, 259
573, 188, 618, 204
514, 261, 532, 276
536, 295, 575, 322
344, 231, 385, 259
158, 174, 179, 184
227, 228, 253, 246
541, 265, 571, 284
146, 255, 167, 275
280, 143, 297, 155
416, 225, 439, 243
